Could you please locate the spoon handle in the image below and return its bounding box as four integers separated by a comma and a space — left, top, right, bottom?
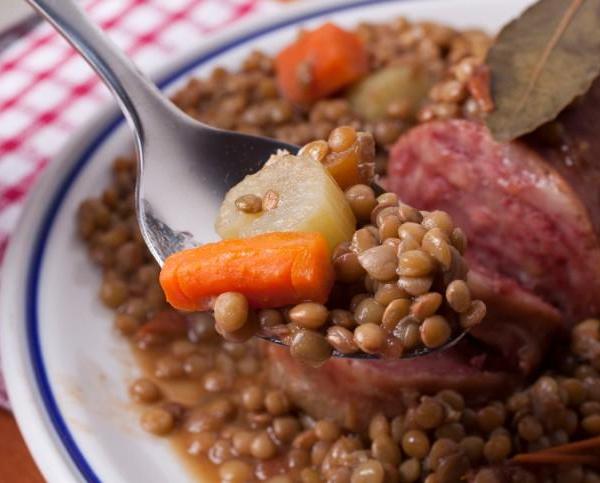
25, 0, 178, 141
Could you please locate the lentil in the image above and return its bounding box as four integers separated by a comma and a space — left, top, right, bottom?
329, 309, 356, 329
517, 415, 543, 442
354, 298, 385, 325
371, 434, 401, 465
114, 313, 139, 335
299, 139, 330, 162
398, 203, 423, 223
334, 252, 367, 283
435, 422, 466, 442
374, 283, 407, 306
350, 460, 385, 483
459, 436, 484, 464
398, 222, 427, 244
315, 420, 342, 442
140, 407, 174, 435
273, 417, 301, 443
415, 397, 445, 429
327, 326, 359, 354
382, 298, 411, 328
410, 293, 443, 320
402, 430, 430, 459
214, 292, 249, 333
395, 320, 422, 349
369, 413, 391, 440
345, 185, 377, 222
352, 228, 379, 253
290, 330, 332, 366
483, 434, 511, 463
459, 300, 486, 329
311, 440, 331, 466
379, 215, 401, 241
354, 323, 386, 354
219, 460, 253, 483
154, 355, 185, 379
250, 432, 278, 459
421, 228, 452, 269
234, 193, 262, 213
476, 404, 505, 433
265, 390, 291, 416
420, 315, 451, 348
232, 430, 254, 455
329, 126, 358, 152
259, 309, 284, 329
445, 280, 471, 313
582, 414, 600, 434
398, 459, 421, 483
398, 276, 434, 296
289, 303, 329, 330
427, 438, 458, 470
129, 378, 161, 404
450, 228, 467, 254
397, 250, 435, 277
100, 278, 128, 308
358, 245, 398, 281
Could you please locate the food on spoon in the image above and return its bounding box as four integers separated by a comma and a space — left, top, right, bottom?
275, 22, 369, 104
167, 127, 486, 362
215, 145, 357, 251
348, 65, 434, 121
159, 231, 334, 312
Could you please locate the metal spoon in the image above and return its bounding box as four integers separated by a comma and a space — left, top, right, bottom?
28, 0, 467, 359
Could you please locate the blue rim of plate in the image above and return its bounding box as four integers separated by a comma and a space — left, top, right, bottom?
25, 0, 404, 480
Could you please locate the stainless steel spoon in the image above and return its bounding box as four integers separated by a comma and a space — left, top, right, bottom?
28, 0, 467, 359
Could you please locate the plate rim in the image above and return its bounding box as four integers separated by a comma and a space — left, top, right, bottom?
0, 0, 418, 481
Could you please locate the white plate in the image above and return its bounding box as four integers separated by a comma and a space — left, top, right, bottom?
1, 1, 534, 481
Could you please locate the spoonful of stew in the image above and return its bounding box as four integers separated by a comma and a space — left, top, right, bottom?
28, 0, 483, 363
160, 126, 485, 365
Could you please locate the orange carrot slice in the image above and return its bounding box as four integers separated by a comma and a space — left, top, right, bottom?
275, 23, 368, 104
160, 232, 334, 312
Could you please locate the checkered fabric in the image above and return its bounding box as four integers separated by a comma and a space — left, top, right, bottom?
0, 0, 282, 409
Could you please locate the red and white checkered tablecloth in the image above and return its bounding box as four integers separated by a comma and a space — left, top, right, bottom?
0, 0, 283, 409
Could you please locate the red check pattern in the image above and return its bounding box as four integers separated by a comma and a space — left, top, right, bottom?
0, 0, 281, 408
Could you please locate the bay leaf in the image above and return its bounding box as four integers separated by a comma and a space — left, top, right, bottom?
485, 0, 600, 142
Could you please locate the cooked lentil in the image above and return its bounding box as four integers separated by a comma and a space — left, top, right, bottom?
129, 378, 161, 404
214, 292, 249, 333
354, 323, 386, 354
289, 303, 329, 330
235, 194, 263, 214
345, 185, 378, 222
140, 406, 175, 435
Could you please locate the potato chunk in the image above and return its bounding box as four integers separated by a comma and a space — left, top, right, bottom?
348, 65, 434, 121
216, 153, 356, 251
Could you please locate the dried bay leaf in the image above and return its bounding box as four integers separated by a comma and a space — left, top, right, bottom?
486, 0, 600, 142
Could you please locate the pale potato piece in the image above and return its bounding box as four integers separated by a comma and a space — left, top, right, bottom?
215, 153, 356, 251
348, 65, 434, 121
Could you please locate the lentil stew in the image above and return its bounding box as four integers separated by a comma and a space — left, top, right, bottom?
77, 15, 600, 483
